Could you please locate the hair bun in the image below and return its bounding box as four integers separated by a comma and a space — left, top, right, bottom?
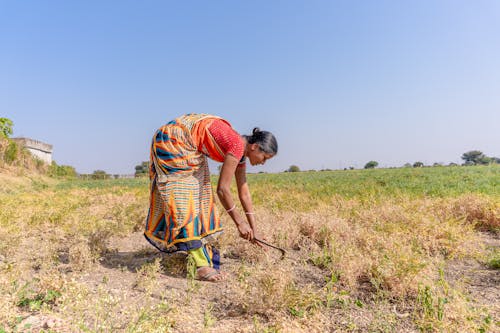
245, 127, 278, 154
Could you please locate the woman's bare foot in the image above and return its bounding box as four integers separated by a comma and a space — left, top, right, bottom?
196, 267, 227, 282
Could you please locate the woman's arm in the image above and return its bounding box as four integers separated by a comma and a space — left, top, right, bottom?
217, 154, 254, 240
235, 165, 256, 231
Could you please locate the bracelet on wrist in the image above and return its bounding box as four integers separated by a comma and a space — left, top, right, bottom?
226, 204, 236, 213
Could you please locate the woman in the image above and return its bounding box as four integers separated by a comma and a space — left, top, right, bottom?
144, 113, 278, 282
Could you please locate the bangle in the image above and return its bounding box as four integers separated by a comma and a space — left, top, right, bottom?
245, 212, 255, 215
226, 204, 236, 213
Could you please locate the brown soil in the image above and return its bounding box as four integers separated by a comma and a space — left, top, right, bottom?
13, 231, 499, 332
444, 232, 500, 320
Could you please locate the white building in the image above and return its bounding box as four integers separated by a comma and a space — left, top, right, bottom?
12, 137, 53, 164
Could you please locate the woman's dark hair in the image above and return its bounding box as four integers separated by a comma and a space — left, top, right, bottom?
244, 127, 278, 154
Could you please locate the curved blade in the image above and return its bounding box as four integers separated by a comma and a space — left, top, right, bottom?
254, 237, 287, 259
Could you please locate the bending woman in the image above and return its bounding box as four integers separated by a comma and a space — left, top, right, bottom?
144, 114, 278, 282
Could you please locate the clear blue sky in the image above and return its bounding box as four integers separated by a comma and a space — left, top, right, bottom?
2, 1, 499, 174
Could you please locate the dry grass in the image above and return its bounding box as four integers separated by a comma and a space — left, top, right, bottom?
0, 167, 499, 332
0, 138, 48, 175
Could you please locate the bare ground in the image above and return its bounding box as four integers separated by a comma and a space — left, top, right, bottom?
12, 231, 499, 332
444, 233, 500, 321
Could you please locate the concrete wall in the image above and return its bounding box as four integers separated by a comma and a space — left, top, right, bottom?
12, 137, 53, 164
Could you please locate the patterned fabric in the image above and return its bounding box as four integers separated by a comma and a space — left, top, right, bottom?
144, 114, 223, 253
148, 114, 214, 180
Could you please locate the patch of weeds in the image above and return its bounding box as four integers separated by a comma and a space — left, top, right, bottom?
32, 179, 49, 191
345, 322, 358, 331
88, 229, 112, 257
68, 240, 94, 271
186, 253, 197, 281
161, 252, 187, 277
355, 299, 364, 308
316, 226, 334, 248
17, 283, 61, 312
252, 316, 281, 333
247, 267, 322, 317
478, 314, 492, 333
329, 290, 351, 309
282, 282, 322, 317
324, 272, 340, 308
310, 247, 333, 269
488, 257, 500, 269
127, 301, 176, 333
134, 258, 162, 295
416, 284, 447, 330
486, 247, 500, 269
237, 264, 251, 289
185, 253, 200, 298
203, 303, 216, 331
366, 306, 399, 332
4, 141, 18, 164
88, 286, 120, 332
288, 306, 305, 318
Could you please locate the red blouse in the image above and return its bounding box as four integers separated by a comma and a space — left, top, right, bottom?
208, 119, 245, 161
192, 117, 246, 167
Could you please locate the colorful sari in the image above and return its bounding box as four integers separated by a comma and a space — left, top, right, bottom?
144, 114, 228, 268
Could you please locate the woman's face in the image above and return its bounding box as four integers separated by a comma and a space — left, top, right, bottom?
247, 143, 275, 166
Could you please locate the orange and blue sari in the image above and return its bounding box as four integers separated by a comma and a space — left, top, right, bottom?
144, 114, 227, 269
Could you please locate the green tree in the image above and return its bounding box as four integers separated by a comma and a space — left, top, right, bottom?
364, 161, 378, 169
461, 150, 485, 165
91, 170, 110, 180
0, 117, 13, 138
413, 161, 424, 168
287, 165, 300, 172
4, 141, 18, 164
477, 156, 493, 165
48, 161, 77, 178
134, 161, 149, 177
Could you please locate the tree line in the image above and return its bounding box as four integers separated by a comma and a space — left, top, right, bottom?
361, 151, 499, 169
2, 117, 498, 178
286, 150, 499, 172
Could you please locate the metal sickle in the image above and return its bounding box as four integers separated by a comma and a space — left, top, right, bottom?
253, 237, 287, 259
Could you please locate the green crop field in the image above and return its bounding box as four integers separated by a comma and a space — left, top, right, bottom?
0, 165, 498, 332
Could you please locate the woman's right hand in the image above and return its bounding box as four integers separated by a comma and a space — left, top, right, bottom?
237, 222, 254, 241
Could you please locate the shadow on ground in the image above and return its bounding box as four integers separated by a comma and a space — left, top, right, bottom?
99, 249, 189, 278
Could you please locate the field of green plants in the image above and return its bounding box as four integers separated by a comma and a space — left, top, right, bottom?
0, 165, 498, 332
